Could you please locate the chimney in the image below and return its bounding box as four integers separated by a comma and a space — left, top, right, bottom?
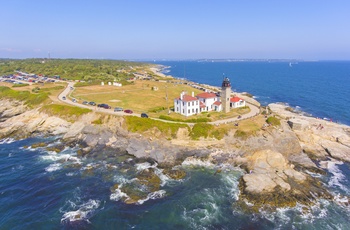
180, 91, 184, 100
192, 92, 194, 97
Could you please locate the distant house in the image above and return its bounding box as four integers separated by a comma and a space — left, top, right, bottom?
230, 96, 246, 108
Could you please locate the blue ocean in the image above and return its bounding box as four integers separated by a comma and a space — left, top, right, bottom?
1, 61, 350, 229
155, 60, 350, 126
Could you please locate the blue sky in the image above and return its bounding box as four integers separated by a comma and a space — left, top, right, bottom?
1, 0, 350, 60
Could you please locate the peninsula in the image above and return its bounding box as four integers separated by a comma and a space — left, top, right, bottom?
1, 59, 349, 211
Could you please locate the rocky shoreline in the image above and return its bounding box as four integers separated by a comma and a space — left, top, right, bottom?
1, 98, 350, 210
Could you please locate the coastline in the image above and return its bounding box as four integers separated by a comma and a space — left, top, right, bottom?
1, 64, 350, 215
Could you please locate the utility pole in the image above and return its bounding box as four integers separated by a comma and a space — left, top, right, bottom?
166, 84, 170, 114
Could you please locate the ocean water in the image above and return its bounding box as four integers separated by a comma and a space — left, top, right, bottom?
1, 61, 350, 229
155, 61, 350, 125
1, 137, 350, 229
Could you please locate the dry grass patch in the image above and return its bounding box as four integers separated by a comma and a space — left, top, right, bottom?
72, 80, 205, 114
234, 115, 265, 139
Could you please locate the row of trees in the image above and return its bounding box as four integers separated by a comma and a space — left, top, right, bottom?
0, 59, 151, 82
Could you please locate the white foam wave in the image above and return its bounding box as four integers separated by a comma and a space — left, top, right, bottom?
45, 163, 62, 172
181, 158, 215, 168
333, 193, 349, 204
110, 188, 129, 201
8, 152, 13, 157
61, 199, 100, 223
305, 170, 323, 178
135, 162, 158, 171
137, 190, 166, 205
0, 138, 16, 144
220, 173, 241, 201
327, 161, 348, 192
41, 152, 81, 164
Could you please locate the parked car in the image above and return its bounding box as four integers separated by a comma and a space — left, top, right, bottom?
72, 98, 77, 103
82, 101, 88, 105
141, 113, 148, 118
97, 103, 111, 109
62, 96, 66, 100
114, 107, 123, 112
88, 101, 96, 106
124, 109, 133, 114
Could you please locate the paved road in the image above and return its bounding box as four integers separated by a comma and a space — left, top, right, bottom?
57, 82, 260, 123
209, 103, 260, 125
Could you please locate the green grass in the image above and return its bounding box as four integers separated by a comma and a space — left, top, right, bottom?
75, 81, 100, 87
210, 127, 229, 140
189, 123, 214, 140
12, 83, 29, 88
234, 130, 249, 139
39, 85, 65, 91
92, 118, 103, 125
0, 86, 49, 106
266, 116, 281, 126
125, 116, 189, 138
40, 104, 91, 121
159, 115, 211, 123
149, 106, 166, 113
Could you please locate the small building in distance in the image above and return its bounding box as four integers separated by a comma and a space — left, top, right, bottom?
230, 96, 246, 108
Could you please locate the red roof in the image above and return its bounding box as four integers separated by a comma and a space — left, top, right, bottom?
230, 97, 243, 102
200, 102, 206, 108
179, 95, 198, 102
213, 101, 221, 106
197, 92, 217, 99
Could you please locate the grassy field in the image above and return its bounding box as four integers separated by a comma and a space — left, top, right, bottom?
71, 80, 205, 113
71, 80, 251, 121
40, 104, 91, 122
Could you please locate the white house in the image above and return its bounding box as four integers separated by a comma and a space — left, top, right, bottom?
174, 78, 245, 116
230, 96, 246, 108
197, 92, 219, 112
174, 92, 200, 117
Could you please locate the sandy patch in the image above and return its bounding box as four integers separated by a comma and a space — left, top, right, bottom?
109, 99, 121, 102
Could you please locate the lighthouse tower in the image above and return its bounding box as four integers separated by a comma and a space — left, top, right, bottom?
221, 77, 231, 113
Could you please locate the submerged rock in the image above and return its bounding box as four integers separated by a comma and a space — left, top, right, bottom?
162, 168, 187, 180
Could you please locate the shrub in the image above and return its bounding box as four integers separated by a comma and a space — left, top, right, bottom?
0, 86, 49, 106
149, 106, 166, 113
190, 123, 214, 140
40, 85, 65, 91
266, 116, 281, 126
40, 104, 91, 121
159, 115, 211, 123
125, 116, 189, 138
32, 87, 41, 93
12, 83, 29, 88
210, 128, 228, 140
234, 130, 248, 139
92, 118, 103, 125
75, 81, 100, 87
